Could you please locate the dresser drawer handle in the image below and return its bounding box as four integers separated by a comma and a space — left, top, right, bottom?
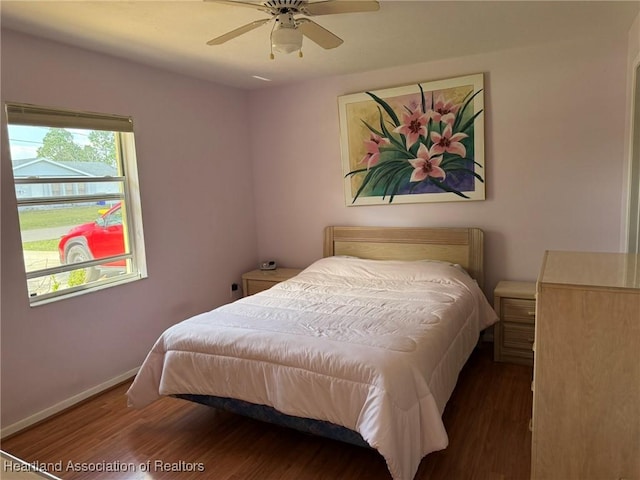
527, 311, 535, 316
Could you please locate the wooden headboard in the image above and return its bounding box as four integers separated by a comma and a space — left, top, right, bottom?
323, 226, 484, 288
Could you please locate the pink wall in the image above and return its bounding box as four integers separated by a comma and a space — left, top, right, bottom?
248, 35, 630, 294
0, 30, 259, 427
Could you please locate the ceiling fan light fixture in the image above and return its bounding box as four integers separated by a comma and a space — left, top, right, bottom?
206, 0, 380, 55
271, 25, 303, 54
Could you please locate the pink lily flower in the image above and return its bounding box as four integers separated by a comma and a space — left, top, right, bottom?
409, 143, 445, 182
360, 133, 390, 169
430, 94, 461, 125
393, 109, 429, 149
430, 124, 468, 158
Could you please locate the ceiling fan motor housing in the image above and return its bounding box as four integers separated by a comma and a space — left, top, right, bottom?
275, 12, 296, 28
264, 0, 305, 14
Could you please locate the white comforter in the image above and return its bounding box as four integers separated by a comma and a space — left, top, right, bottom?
127, 257, 497, 480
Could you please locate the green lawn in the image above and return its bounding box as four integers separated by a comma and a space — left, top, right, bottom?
19, 205, 103, 230
23, 239, 59, 251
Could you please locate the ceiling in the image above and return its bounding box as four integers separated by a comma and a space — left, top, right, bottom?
1, 1, 639, 90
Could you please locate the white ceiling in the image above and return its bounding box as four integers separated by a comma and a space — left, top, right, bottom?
1, 1, 639, 90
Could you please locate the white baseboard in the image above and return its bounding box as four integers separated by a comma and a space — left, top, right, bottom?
0, 366, 139, 439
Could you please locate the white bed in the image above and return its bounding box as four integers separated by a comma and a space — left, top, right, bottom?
127, 226, 497, 480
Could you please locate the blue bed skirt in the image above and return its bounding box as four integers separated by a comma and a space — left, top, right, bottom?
173, 394, 370, 448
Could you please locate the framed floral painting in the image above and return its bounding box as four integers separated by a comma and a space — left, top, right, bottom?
338, 73, 485, 205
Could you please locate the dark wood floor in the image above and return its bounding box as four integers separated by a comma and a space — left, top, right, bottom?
2, 343, 533, 480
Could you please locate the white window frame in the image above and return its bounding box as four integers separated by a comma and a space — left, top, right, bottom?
5, 102, 147, 306
627, 60, 640, 254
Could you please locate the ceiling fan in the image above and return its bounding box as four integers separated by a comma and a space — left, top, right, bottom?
205, 0, 380, 58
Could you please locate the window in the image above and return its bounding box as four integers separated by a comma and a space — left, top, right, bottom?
5, 103, 147, 305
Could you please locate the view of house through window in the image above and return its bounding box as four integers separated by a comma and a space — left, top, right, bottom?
6, 103, 147, 305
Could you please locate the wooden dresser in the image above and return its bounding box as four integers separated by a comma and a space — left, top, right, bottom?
531, 251, 640, 480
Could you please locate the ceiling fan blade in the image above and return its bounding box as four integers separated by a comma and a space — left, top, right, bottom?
302, 0, 379, 16
296, 18, 343, 49
204, 0, 274, 14
206, 18, 271, 45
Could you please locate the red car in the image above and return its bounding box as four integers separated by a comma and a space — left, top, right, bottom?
58, 203, 125, 281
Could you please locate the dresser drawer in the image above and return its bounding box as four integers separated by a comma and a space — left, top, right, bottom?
502, 298, 536, 324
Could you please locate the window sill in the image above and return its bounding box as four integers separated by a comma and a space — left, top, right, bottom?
29, 272, 147, 307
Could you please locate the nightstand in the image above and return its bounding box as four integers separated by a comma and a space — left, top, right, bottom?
241, 268, 303, 296
493, 280, 536, 366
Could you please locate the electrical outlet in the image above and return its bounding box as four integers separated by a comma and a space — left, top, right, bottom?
230, 282, 241, 301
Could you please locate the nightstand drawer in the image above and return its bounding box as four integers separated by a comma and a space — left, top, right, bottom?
503, 323, 535, 351
246, 279, 277, 295
242, 268, 304, 297
494, 280, 536, 366
502, 298, 536, 324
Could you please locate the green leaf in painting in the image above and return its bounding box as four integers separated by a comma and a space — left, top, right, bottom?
361, 118, 405, 154
458, 109, 483, 135
345, 167, 370, 177
387, 166, 413, 203
366, 91, 401, 127
429, 178, 470, 198
372, 162, 407, 197
361, 120, 384, 139
351, 167, 377, 202
446, 167, 484, 182
377, 107, 406, 152
419, 84, 427, 114
453, 89, 483, 131
441, 156, 484, 170
369, 170, 394, 193
460, 89, 473, 105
